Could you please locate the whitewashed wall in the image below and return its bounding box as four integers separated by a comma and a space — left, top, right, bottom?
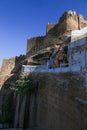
68, 35, 87, 70
71, 27, 87, 37
21, 65, 80, 73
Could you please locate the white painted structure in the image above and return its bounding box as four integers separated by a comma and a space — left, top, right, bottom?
68, 27, 87, 71
71, 27, 87, 38
22, 65, 80, 73
22, 27, 87, 73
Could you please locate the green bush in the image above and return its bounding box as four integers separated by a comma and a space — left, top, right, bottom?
10, 74, 35, 95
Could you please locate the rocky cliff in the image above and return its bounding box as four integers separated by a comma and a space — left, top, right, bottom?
1, 72, 86, 130
0, 55, 26, 128
0, 10, 87, 130
30, 72, 87, 130
27, 10, 87, 65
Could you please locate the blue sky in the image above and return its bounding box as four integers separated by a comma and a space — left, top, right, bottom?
0, 0, 87, 66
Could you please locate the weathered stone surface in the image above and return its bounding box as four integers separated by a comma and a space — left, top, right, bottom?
26, 10, 87, 65
30, 73, 87, 130
0, 58, 15, 75
27, 36, 45, 58
1, 10, 87, 130
0, 55, 26, 128
47, 11, 87, 37
0, 55, 26, 89
46, 23, 56, 33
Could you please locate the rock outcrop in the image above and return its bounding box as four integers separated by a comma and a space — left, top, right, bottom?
0, 10, 87, 130
26, 10, 87, 65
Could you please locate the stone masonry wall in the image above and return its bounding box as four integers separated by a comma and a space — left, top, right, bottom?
0, 55, 26, 121
27, 36, 45, 57
26, 11, 87, 60
78, 14, 87, 29
0, 58, 15, 89
0, 58, 15, 75
0, 55, 26, 89
31, 72, 87, 130
46, 23, 56, 34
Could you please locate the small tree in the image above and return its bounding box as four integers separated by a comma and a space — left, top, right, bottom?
10, 74, 35, 128
10, 74, 35, 95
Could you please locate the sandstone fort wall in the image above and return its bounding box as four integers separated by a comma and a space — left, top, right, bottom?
31, 73, 87, 130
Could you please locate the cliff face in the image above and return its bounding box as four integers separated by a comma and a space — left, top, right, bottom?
0, 55, 26, 127
31, 73, 87, 130
26, 10, 87, 65
6, 72, 86, 130
0, 10, 87, 130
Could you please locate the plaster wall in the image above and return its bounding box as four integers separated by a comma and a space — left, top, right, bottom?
69, 35, 87, 70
